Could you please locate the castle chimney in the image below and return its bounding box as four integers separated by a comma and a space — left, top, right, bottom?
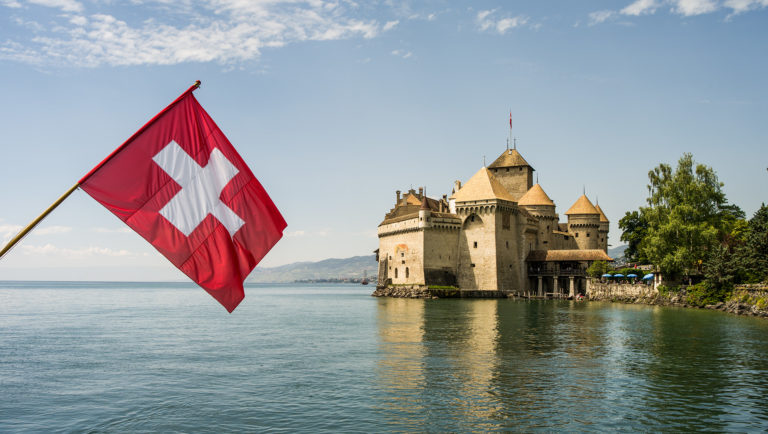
396, 190, 401, 203
454, 180, 461, 192
418, 187, 424, 198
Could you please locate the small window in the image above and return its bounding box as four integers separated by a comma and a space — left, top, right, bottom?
420, 217, 423, 221
543, 241, 548, 244
506, 241, 509, 248
565, 236, 569, 240
401, 260, 405, 265
575, 233, 579, 237
587, 232, 590, 237
401, 253, 404, 257
519, 167, 523, 171
470, 263, 476, 267
405, 267, 409, 278
473, 241, 478, 248
547, 225, 550, 231
395, 268, 398, 278
506, 168, 509, 172
471, 215, 475, 222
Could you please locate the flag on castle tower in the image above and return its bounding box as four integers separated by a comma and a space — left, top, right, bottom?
79, 83, 286, 312
509, 111, 512, 129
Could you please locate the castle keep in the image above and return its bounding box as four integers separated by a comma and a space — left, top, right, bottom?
376, 147, 612, 297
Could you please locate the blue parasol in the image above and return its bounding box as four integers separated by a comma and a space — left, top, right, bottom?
613, 274, 624, 278
627, 273, 638, 278
602, 273, 612, 278
642, 273, 654, 280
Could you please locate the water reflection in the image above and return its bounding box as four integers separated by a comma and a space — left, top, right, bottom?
375, 298, 768, 431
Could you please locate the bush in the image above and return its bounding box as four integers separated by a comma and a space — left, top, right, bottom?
587, 261, 610, 278
686, 282, 731, 307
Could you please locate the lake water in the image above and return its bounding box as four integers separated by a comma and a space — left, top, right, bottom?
1, 282, 768, 432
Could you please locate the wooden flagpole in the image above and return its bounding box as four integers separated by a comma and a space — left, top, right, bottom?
0, 183, 80, 260
0, 80, 202, 261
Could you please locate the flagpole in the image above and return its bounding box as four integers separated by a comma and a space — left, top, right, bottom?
0, 80, 202, 261
0, 182, 80, 260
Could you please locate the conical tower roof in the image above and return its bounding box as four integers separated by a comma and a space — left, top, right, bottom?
451, 167, 516, 202
488, 148, 533, 170
594, 204, 609, 223
565, 195, 599, 215
518, 184, 555, 207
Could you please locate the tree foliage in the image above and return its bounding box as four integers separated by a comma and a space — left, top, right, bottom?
621, 153, 743, 281
618, 210, 648, 263
586, 260, 610, 278
736, 204, 768, 283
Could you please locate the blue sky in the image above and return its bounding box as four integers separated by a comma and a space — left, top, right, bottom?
0, 0, 766, 281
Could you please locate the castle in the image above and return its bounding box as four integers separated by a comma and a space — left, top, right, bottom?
375, 146, 612, 297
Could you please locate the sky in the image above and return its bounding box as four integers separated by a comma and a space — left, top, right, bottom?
0, 0, 766, 281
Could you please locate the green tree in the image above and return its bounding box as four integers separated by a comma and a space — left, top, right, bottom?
737, 204, 768, 283
618, 210, 649, 263
628, 154, 739, 282
586, 260, 610, 278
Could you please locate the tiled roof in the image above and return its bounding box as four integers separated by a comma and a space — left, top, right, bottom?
488, 148, 532, 169
526, 249, 613, 262
594, 204, 609, 223
451, 167, 517, 202
518, 184, 555, 206
565, 195, 599, 215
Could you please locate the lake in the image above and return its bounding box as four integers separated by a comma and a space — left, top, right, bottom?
1, 282, 767, 432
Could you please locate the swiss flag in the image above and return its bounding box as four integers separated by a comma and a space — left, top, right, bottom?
80, 84, 286, 312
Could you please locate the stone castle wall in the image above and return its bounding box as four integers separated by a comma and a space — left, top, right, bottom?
490, 166, 532, 200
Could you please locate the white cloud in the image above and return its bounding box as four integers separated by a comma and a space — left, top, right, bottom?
589, 0, 768, 23
589, 10, 616, 25
27, 0, 82, 12
673, 0, 718, 15
427, 13, 436, 21
476, 9, 529, 34
724, 0, 768, 13
34, 225, 72, 235
1, 0, 22, 8
390, 49, 412, 59
1, 223, 23, 242
0, 0, 385, 67
285, 230, 306, 237
21, 243, 134, 257
382, 20, 399, 31
621, 0, 660, 15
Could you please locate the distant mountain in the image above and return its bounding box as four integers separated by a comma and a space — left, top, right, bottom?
608, 244, 628, 262
249, 255, 378, 283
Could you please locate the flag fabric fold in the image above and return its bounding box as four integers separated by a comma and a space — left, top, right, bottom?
80, 88, 286, 312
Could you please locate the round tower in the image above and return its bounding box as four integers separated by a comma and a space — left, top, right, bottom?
518, 183, 558, 248
565, 195, 600, 250
418, 194, 431, 229
594, 203, 610, 253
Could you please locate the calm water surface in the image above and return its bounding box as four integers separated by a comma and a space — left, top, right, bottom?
1, 281, 767, 432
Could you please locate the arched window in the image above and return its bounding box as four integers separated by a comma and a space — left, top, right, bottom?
395, 268, 398, 278
405, 267, 409, 278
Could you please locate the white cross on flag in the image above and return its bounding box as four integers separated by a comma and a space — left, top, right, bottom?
79, 84, 286, 312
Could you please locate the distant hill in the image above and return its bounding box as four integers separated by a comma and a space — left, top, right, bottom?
608, 244, 628, 262
249, 255, 378, 283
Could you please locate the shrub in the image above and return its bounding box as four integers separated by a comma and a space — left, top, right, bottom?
686, 281, 731, 307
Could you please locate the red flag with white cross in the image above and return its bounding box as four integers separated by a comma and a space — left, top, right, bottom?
79, 83, 286, 312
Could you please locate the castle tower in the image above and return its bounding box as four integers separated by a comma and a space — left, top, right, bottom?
594, 203, 610, 253
487, 148, 534, 200
518, 183, 558, 250
418, 194, 431, 229
451, 167, 522, 291
565, 195, 600, 250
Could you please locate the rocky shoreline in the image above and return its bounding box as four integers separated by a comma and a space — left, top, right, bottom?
373, 283, 768, 319
587, 292, 768, 318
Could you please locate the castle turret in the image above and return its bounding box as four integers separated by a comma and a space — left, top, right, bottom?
418, 194, 431, 228
594, 203, 610, 253
487, 148, 534, 200
565, 195, 600, 250
518, 183, 558, 250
